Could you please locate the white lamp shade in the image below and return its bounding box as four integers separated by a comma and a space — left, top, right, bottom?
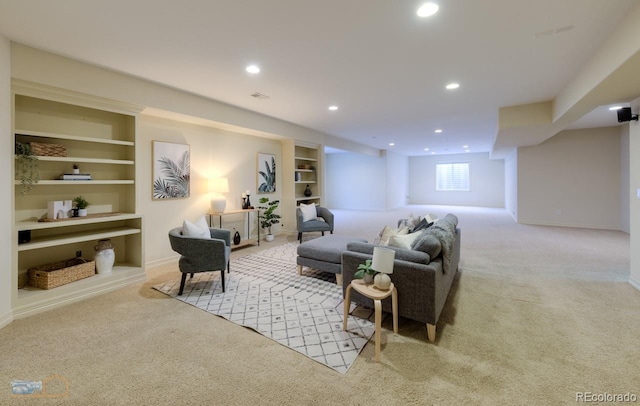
209, 178, 229, 193
371, 246, 395, 274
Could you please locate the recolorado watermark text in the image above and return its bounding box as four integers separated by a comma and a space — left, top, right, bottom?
576, 392, 637, 403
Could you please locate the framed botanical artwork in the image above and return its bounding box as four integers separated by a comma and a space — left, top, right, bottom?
152, 141, 190, 199
257, 153, 276, 193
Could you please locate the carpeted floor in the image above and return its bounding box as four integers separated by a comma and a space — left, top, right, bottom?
0, 205, 638, 405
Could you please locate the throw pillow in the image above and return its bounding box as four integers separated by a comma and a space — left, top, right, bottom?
299, 203, 317, 222
411, 218, 433, 233
379, 225, 409, 245
182, 216, 210, 239
387, 230, 424, 249
424, 213, 438, 224
412, 232, 442, 258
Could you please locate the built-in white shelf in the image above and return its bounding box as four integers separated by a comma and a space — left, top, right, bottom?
15, 213, 141, 231
15, 180, 135, 186
18, 226, 140, 251
294, 156, 317, 162
15, 129, 135, 146
34, 156, 134, 165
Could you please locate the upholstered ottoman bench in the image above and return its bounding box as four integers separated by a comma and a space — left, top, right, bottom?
296, 235, 367, 286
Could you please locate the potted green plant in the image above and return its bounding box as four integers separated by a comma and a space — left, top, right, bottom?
354, 259, 376, 284
257, 197, 281, 242
14, 141, 39, 194
73, 195, 89, 217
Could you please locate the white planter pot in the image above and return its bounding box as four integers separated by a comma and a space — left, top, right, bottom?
265, 234, 275, 242
78, 208, 88, 217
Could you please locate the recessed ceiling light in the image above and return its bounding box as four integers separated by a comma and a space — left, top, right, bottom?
463, 145, 468, 148
431, 151, 436, 155
446, 83, 460, 90
424, 148, 430, 151
328, 105, 339, 111
465, 149, 470, 153
609, 106, 623, 111
389, 143, 395, 146
246, 65, 260, 74
417, 2, 439, 17
434, 129, 443, 133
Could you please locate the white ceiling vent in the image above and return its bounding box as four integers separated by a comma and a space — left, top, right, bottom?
251, 92, 270, 100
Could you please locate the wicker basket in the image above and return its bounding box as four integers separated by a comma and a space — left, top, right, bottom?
28, 258, 95, 290
29, 141, 67, 157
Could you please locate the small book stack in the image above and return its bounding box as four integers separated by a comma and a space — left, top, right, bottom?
60, 173, 92, 180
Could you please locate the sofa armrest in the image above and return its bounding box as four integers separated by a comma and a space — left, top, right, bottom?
209, 228, 231, 246
342, 250, 443, 325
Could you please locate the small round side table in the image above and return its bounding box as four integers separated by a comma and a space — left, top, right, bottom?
343, 279, 398, 362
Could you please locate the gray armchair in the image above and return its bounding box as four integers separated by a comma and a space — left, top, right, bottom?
296, 206, 334, 242
168, 227, 231, 295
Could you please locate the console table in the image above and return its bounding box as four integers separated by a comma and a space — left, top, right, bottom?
208, 209, 259, 249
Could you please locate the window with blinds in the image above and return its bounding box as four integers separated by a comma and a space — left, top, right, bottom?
436, 162, 469, 191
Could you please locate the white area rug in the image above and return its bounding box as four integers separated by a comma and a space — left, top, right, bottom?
154, 245, 375, 374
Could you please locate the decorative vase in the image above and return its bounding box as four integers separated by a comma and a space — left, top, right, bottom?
78, 208, 88, 217
94, 239, 115, 274
304, 185, 312, 197
374, 273, 391, 290
233, 230, 241, 245
265, 234, 275, 242
363, 273, 374, 284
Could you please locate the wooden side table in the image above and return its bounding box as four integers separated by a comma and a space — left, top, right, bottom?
343, 279, 398, 362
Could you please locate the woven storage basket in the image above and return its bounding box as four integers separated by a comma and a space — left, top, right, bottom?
28, 258, 95, 290
29, 141, 67, 157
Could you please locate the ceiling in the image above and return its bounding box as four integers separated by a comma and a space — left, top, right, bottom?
0, 0, 637, 156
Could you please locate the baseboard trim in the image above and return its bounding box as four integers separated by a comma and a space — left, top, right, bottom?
0, 310, 13, 330
517, 219, 622, 231
146, 255, 178, 270
629, 275, 640, 292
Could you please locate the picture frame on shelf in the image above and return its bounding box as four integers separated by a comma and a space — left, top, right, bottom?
152, 141, 190, 200
257, 152, 276, 193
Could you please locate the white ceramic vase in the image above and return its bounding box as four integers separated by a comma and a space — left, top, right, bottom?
265, 234, 275, 242
95, 239, 115, 274
78, 208, 88, 217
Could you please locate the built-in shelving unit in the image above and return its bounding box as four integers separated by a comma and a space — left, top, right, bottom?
294, 146, 322, 205
11, 80, 145, 318
281, 140, 323, 235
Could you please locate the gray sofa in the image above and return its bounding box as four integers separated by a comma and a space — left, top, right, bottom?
341, 214, 461, 342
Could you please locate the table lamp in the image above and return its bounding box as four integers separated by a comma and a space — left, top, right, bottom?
210, 177, 229, 213
371, 246, 395, 290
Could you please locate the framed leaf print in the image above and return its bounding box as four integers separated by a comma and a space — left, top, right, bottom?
257, 153, 276, 193
152, 141, 190, 199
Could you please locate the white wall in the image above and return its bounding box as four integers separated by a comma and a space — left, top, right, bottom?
504, 149, 518, 221
325, 152, 387, 210
0, 35, 12, 327
629, 97, 640, 290
620, 125, 630, 233
384, 150, 409, 209
408, 152, 505, 207
518, 127, 621, 229
139, 115, 282, 265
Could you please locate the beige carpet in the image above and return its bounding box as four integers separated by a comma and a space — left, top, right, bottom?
1, 205, 638, 405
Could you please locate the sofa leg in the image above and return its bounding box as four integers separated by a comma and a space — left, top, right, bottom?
298, 232, 302, 242
335, 273, 342, 286
297, 264, 302, 275
426, 323, 436, 342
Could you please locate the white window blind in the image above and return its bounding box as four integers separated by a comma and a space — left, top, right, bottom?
436, 162, 469, 191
